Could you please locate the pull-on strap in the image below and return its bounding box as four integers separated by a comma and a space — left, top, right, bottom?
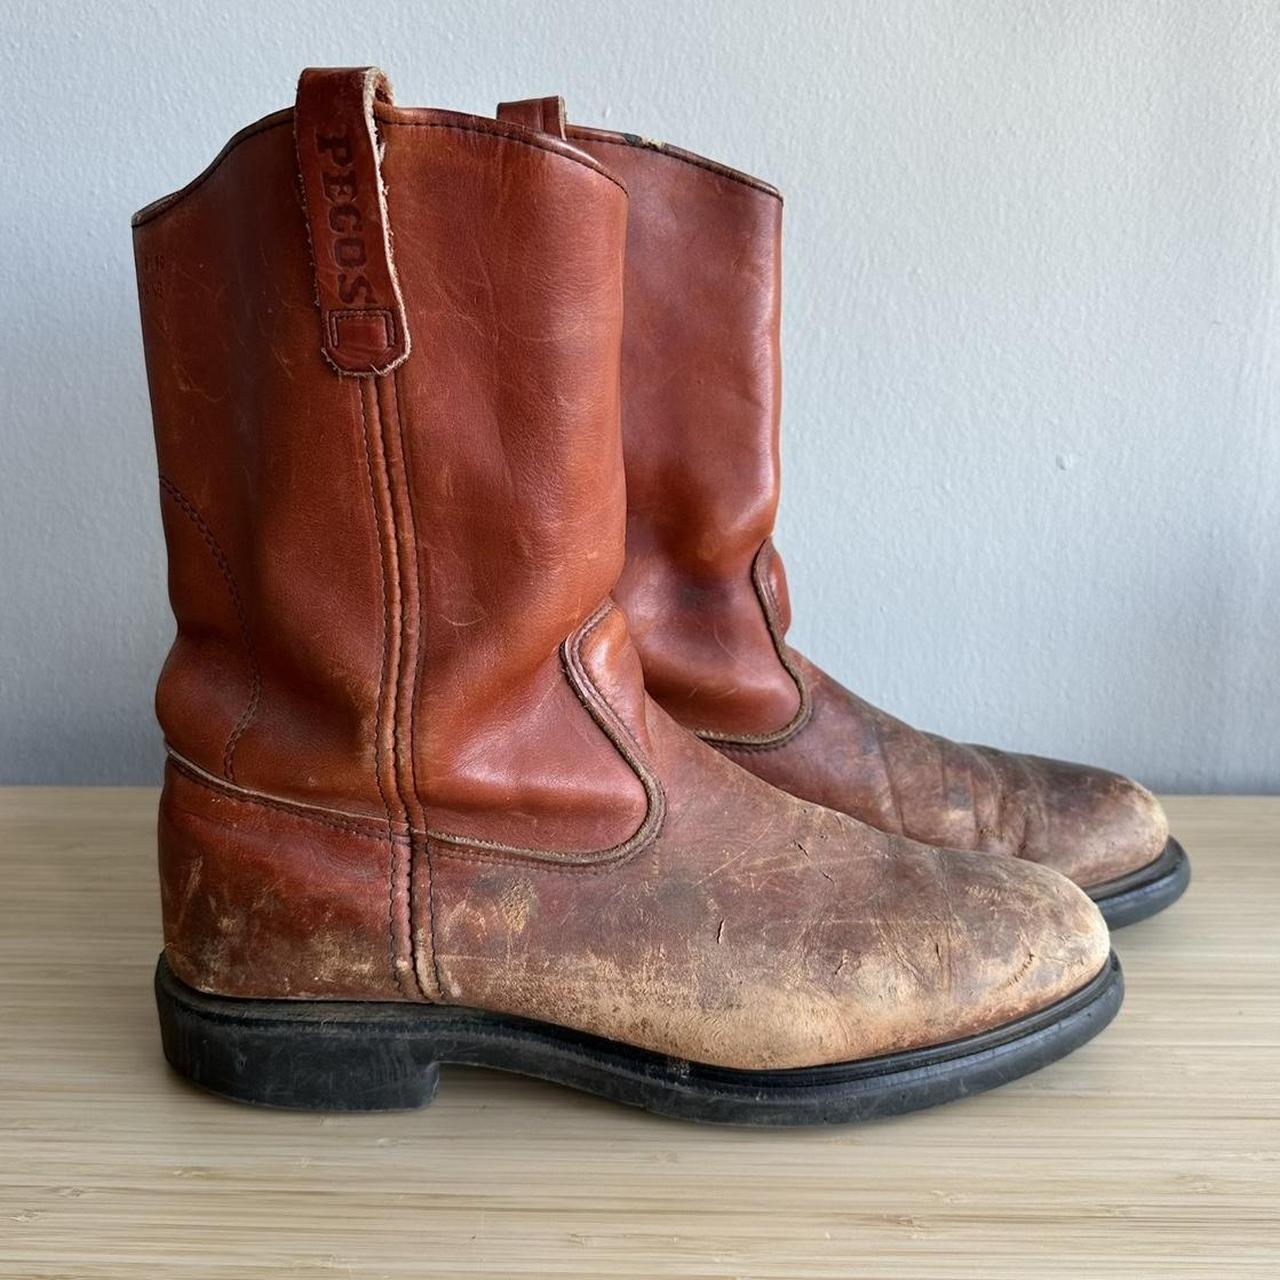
496, 95, 567, 139
295, 67, 410, 377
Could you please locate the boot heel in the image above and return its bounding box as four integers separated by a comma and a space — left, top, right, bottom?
154, 958, 441, 1112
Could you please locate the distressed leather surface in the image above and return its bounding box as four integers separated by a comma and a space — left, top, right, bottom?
546, 115, 1169, 891
429, 704, 1109, 1069
156, 706, 1109, 1068
135, 69, 1110, 1071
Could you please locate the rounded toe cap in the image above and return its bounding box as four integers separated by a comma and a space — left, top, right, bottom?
905, 843, 1112, 1047
791, 829, 1114, 1067
965, 743, 1169, 889
1023, 755, 1169, 889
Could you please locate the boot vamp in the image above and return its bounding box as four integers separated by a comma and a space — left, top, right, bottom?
431, 706, 1110, 1071
718, 653, 1168, 890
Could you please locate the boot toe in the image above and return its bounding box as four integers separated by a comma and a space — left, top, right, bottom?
731, 798, 1114, 1069
962, 742, 1167, 890
995, 750, 1170, 889
831, 834, 1113, 1061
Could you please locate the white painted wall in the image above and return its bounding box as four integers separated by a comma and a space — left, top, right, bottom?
3, 0, 1277, 789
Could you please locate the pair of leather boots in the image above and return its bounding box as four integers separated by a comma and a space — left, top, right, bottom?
136, 68, 1188, 1125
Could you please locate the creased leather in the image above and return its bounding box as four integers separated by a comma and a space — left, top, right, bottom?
135, 71, 1111, 1072
431, 707, 1110, 1069
137, 83, 646, 854
553, 117, 1169, 890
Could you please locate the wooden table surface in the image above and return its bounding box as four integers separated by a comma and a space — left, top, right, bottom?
1, 791, 1276, 1278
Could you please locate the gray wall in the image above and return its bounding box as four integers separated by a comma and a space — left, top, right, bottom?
3, 0, 1277, 791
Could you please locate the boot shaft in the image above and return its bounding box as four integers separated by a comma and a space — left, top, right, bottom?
497, 102, 804, 744
137, 71, 648, 851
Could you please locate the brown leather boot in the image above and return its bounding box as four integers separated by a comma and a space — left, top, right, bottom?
496, 98, 1188, 929
134, 68, 1120, 1125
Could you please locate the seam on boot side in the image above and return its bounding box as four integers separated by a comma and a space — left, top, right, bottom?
167, 743, 662, 877
356, 377, 419, 1000
157, 475, 262, 784
694, 539, 812, 751
363, 373, 432, 1001
428, 599, 668, 867
386, 367, 442, 1000
162, 600, 666, 871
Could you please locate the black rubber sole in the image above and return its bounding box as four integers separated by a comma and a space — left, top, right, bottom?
1087, 837, 1190, 929
155, 950, 1123, 1126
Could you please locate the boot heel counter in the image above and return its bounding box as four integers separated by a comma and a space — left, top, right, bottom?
158, 761, 402, 1001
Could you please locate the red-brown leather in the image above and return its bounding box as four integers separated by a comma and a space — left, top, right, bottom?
156, 707, 1111, 1068
295, 67, 410, 375
495, 95, 566, 138
137, 76, 644, 849
544, 117, 1168, 890
136, 70, 1110, 1069
724, 655, 1169, 891
560, 124, 805, 744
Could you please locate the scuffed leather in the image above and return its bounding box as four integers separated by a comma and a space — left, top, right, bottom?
555, 118, 1169, 891
157, 711, 1110, 1068
159, 756, 403, 1002
723, 656, 1169, 890
135, 70, 1111, 1072
431, 707, 1109, 1069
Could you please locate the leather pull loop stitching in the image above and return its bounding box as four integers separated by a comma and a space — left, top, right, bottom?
294, 66, 411, 377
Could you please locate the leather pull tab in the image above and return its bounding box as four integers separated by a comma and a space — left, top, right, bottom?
294, 67, 410, 377
496, 96, 567, 139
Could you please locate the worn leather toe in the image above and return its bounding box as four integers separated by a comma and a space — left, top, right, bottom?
970, 747, 1170, 889
434, 713, 1113, 1071
715, 656, 1168, 894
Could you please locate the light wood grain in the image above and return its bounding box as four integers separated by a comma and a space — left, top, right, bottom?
1, 791, 1276, 1278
